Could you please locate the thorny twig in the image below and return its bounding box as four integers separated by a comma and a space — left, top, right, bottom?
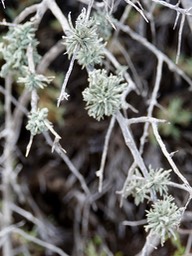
181, 0, 192, 32
153, 0, 192, 63
115, 111, 150, 179
57, 52, 76, 106
152, 122, 191, 188
139, 57, 163, 154
152, 0, 192, 16
115, 19, 192, 88
124, 0, 149, 22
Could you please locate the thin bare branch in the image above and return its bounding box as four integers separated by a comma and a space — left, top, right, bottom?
45, 0, 70, 32
152, 123, 191, 188
114, 20, 192, 89
115, 111, 149, 179
127, 116, 167, 125
137, 231, 160, 256
176, 13, 185, 64
139, 57, 163, 154
96, 115, 116, 192
152, 0, 192, 16
124, 0, 149, 22
123, 219, 147, 226
2, 74, 14, 256
57, 52, 76, 106
14, 4, 40, 23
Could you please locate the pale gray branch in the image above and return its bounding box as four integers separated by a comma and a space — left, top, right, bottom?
96, 116, 116, 192
115, 20, 192, 89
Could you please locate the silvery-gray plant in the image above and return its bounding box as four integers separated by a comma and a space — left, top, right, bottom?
0, 1, 192, 255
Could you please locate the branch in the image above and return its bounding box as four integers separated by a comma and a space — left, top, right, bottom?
45, 0, 70, 32
14, 3, 45, 24
137, 230, 160, 256
57, 52, 76, 106
176, 13, 185, 64
2, 74, 14, 256
181, 0, 192, 32
152, 122, 191, 189
115, 111, 149, 178
139, 57, 163, 154
152, 0, 192, 16
124, 0, 149, 22
114, 20, 192, 89
123, 219, 147, 226
127, 116, 167, 125
96, 116, 116, 192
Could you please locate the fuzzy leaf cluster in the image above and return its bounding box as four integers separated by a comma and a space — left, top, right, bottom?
17, 67, 54, 91
0, 22, 40, 77
63, 8, 105, 68
124, 167, 171, 205
26, 108, 52, 136
93, 11, 113, 41
82, 69, 127, 121
145, 195, 183, 245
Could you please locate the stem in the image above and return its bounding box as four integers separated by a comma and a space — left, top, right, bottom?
152, 123, 190, 186
57, 52, 76, 106
96, 116, 116, 192
2, 74, 14, 256
139, 57, 163, 154
115, 111, 149, 178
45, 0, 70, 32
139, 230, 160, 256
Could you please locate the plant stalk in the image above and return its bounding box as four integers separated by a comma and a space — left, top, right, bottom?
2, 74, 14, 256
